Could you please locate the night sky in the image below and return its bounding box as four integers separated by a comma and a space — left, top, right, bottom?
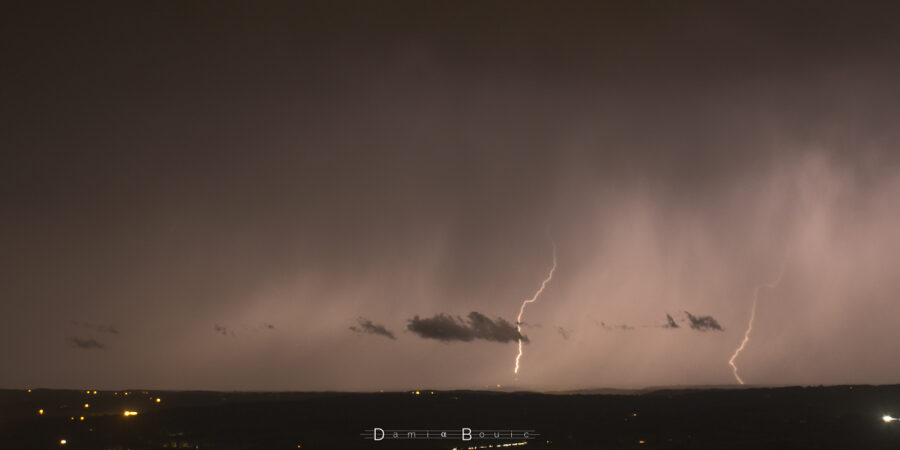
3, 1, 900, 391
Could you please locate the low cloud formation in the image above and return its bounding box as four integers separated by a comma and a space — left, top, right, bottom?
663, 313, 680, 329
597, 321, 635, 331
349, 317, 396, 340
557, 326, 570, 340
67, 337, 105, 349
72, 321, 119, 334
684, 311, 723, 331
407, 312, 526, 343
214, 324, 235, 337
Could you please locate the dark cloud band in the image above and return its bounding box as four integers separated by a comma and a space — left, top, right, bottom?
684, 311, 724, 331
663, 313, 680, 329
349, 317, 396, 340
407, 312, 526, 343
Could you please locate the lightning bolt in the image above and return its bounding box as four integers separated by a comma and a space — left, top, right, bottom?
729, 259, 788, 385
514, 240, 557, 376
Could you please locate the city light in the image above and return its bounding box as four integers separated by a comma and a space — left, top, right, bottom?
59, 439, 67, 445
38, 409, 44, 415
84, 403, 90, 408
123, 410, 139, 417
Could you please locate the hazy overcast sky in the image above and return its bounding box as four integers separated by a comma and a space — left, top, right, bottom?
3, 1, 900, 391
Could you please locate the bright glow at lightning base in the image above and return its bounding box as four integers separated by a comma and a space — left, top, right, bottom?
514, 242, 557, 376
729, 261, 788, 385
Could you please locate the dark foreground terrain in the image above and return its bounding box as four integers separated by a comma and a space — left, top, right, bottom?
2, 385, 900, 449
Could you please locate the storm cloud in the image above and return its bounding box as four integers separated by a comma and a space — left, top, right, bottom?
4, 2, 900, 391
684, 312, 724, 332
663, 314, 680, 329
407, 312, 527, 343
214, 324, 235, 337
349, 317, 396, 340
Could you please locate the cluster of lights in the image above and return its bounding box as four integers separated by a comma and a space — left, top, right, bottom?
409, 390, 436, 396
36, 386, 155, 441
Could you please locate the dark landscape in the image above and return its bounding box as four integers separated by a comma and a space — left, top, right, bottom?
4, 385, 900, 449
